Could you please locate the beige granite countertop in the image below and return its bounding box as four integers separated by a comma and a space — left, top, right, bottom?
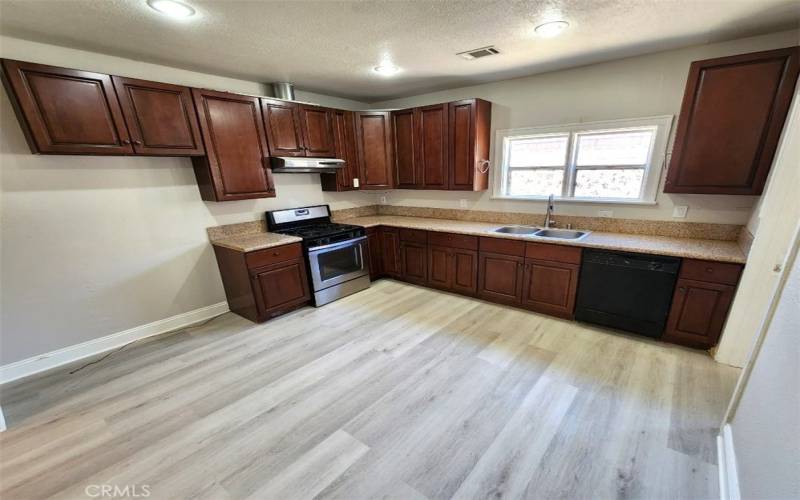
211, 231, 302, 252
339, 215, 748, 264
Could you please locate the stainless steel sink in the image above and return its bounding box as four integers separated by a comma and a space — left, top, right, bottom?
493, 225, 540, 235
533, 228, 590, 240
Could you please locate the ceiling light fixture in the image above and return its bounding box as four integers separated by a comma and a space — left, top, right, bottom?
534, 20, 569, 38
373, 60, 401, 76
147, 0, 196, 18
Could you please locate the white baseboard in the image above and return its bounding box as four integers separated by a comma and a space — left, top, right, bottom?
0, 302, 229, 385
717, 424, 741, 500
0, 405, 6, 432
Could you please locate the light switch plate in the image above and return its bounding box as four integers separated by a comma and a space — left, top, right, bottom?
353, 178, 359, 188
672, 205, 688, 218
379, 195, 387, 204
598, 210, 613, 218
459, 199, 468, 208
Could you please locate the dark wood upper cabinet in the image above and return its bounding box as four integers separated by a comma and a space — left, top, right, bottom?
355, 111, 394, 189
261, 98, 305, 157
321, 109, 359, 191
417, 103, 449, 189
449, 98, 491, 191
112, 76, 204, 156
1, 59, 133, 154
191, 88, 274, 201
665, 46, 800, 195
298, 104, 336, 157
393, 108, 417, 188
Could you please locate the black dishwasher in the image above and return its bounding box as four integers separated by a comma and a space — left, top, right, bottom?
575, 250, 680, 338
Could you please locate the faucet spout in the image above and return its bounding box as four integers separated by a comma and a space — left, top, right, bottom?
544, 194, 556, 229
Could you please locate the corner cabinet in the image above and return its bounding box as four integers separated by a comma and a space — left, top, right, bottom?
355, 111, 394, 189
665, 46, 800, 195
1, 59, 134, 154
191, 89, 275, 201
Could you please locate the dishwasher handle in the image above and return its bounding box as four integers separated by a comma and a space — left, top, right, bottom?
582, 250, 681, 274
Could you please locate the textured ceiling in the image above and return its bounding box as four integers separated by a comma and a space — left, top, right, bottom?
0, 0, 798, 102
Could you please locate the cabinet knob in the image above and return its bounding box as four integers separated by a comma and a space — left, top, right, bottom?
273, 251, 280, 256
706, 267, 713, 273
678, 287, 686, 293
133, 140, 143, 145
122, 139, 131, 145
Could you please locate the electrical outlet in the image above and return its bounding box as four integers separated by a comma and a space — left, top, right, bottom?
352, 178, 359, 188
379, 195, 387, 205
459, 199, 468, 209
598, 210, 613, 218
672, 205, 688, 218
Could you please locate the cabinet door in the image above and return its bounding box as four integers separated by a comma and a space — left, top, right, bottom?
401, 242, 428, 285
448, 98, 491, 191
299, 105, 336, 157
665, 47, 800, 195
380, 228, 401, 277
252, 260, 310, 319
356, 111, 394, 189
477, 251, 524, 305
393, 108, 418, 188
112, 76, 204, 156
663, 278, 735, 348
192, 89, 274, 201
366, 228, 383, 279
1, 59, 133, 154
321, 109, 358, 191
427, 245, 452, 289
417, 103, 449, 189
261, 98, 305, 157
451, 248, 478, 295
521, 259, 579, 319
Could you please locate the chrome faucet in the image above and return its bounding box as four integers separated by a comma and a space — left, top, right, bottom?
544, 194, 556, 229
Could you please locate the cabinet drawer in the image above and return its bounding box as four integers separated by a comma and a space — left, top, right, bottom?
479, 237, 525, 257
680, 259, 742, 285
246, 243, 303, 270
525, 242, 581, 265
428, 232, 478, 250
399, 228, 427, 243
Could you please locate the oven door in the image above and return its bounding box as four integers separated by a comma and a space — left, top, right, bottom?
307, 236, 369, 291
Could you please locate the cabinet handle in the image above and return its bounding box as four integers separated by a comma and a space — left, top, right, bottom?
122, 139, 131, 145
273, 251, 280, 256
706, 267, 713, 273
133, 140, 143, 145
678, 287, 686, 293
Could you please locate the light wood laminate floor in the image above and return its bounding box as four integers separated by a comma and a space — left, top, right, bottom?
0, 280, 740, 500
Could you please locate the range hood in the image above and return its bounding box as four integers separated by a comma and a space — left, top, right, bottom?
270, 157, 345, 174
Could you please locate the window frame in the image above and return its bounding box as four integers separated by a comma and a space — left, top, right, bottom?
492, 115, 673, 204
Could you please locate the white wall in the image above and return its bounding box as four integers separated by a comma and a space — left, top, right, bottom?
715, 80, 800, 368
371, 29, 800, 224
0, 36, 375, 365
727, 235, 800, 499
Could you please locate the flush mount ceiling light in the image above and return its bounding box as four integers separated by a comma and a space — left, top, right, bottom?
535, 20, 569, 38
373, 60, 401, 76
147, 0, 196, 18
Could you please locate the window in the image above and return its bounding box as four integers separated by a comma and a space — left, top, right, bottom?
494, 116, 672, 203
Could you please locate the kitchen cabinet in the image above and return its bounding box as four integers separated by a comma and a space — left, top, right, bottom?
321, 109, 359, 191
260, 98, 305, 157
112, 76, 205, 156
392, 108, 417, 188
380, 227, 401, 277
213, 242, 310, 323
478, 252, 524, 305
366, 227, 383, 279
427, 232, 478, 294
663, 259, 742, 348
449, 98, 491, 191
298, 104, 336, 157
399, 229, 428, 285
355, 111, 394, 189
665, 46, 800, 195
521, 260, 580, 319
1, 59, 134, 154
191, 88, 275, 201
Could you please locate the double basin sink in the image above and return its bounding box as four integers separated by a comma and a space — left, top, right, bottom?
493, 226, 590, 240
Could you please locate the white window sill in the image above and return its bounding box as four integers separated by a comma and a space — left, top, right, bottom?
490, 195, 658, 206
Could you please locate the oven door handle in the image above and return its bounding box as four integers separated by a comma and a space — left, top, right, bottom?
307, 235, 367, 254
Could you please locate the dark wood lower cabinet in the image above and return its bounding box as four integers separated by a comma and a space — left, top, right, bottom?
214, 242, 310, 323
477, 251, 524, 305
521, 259, 579, 319
366, 227, 383, 279
428, 245, 478, 295
662, 278, 735, 349
400, 242, 427, 284
380, 227, 401, 277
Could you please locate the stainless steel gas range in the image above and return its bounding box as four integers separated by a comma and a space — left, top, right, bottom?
266, 205, 370, 306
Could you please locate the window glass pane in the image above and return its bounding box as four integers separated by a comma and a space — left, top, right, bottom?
576, 129, 653, 166
508, 135, 568, 167
508, 169, 563, 196
574, 168, 644, 198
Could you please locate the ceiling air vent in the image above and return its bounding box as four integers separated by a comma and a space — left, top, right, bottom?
457, 46, 500, 60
